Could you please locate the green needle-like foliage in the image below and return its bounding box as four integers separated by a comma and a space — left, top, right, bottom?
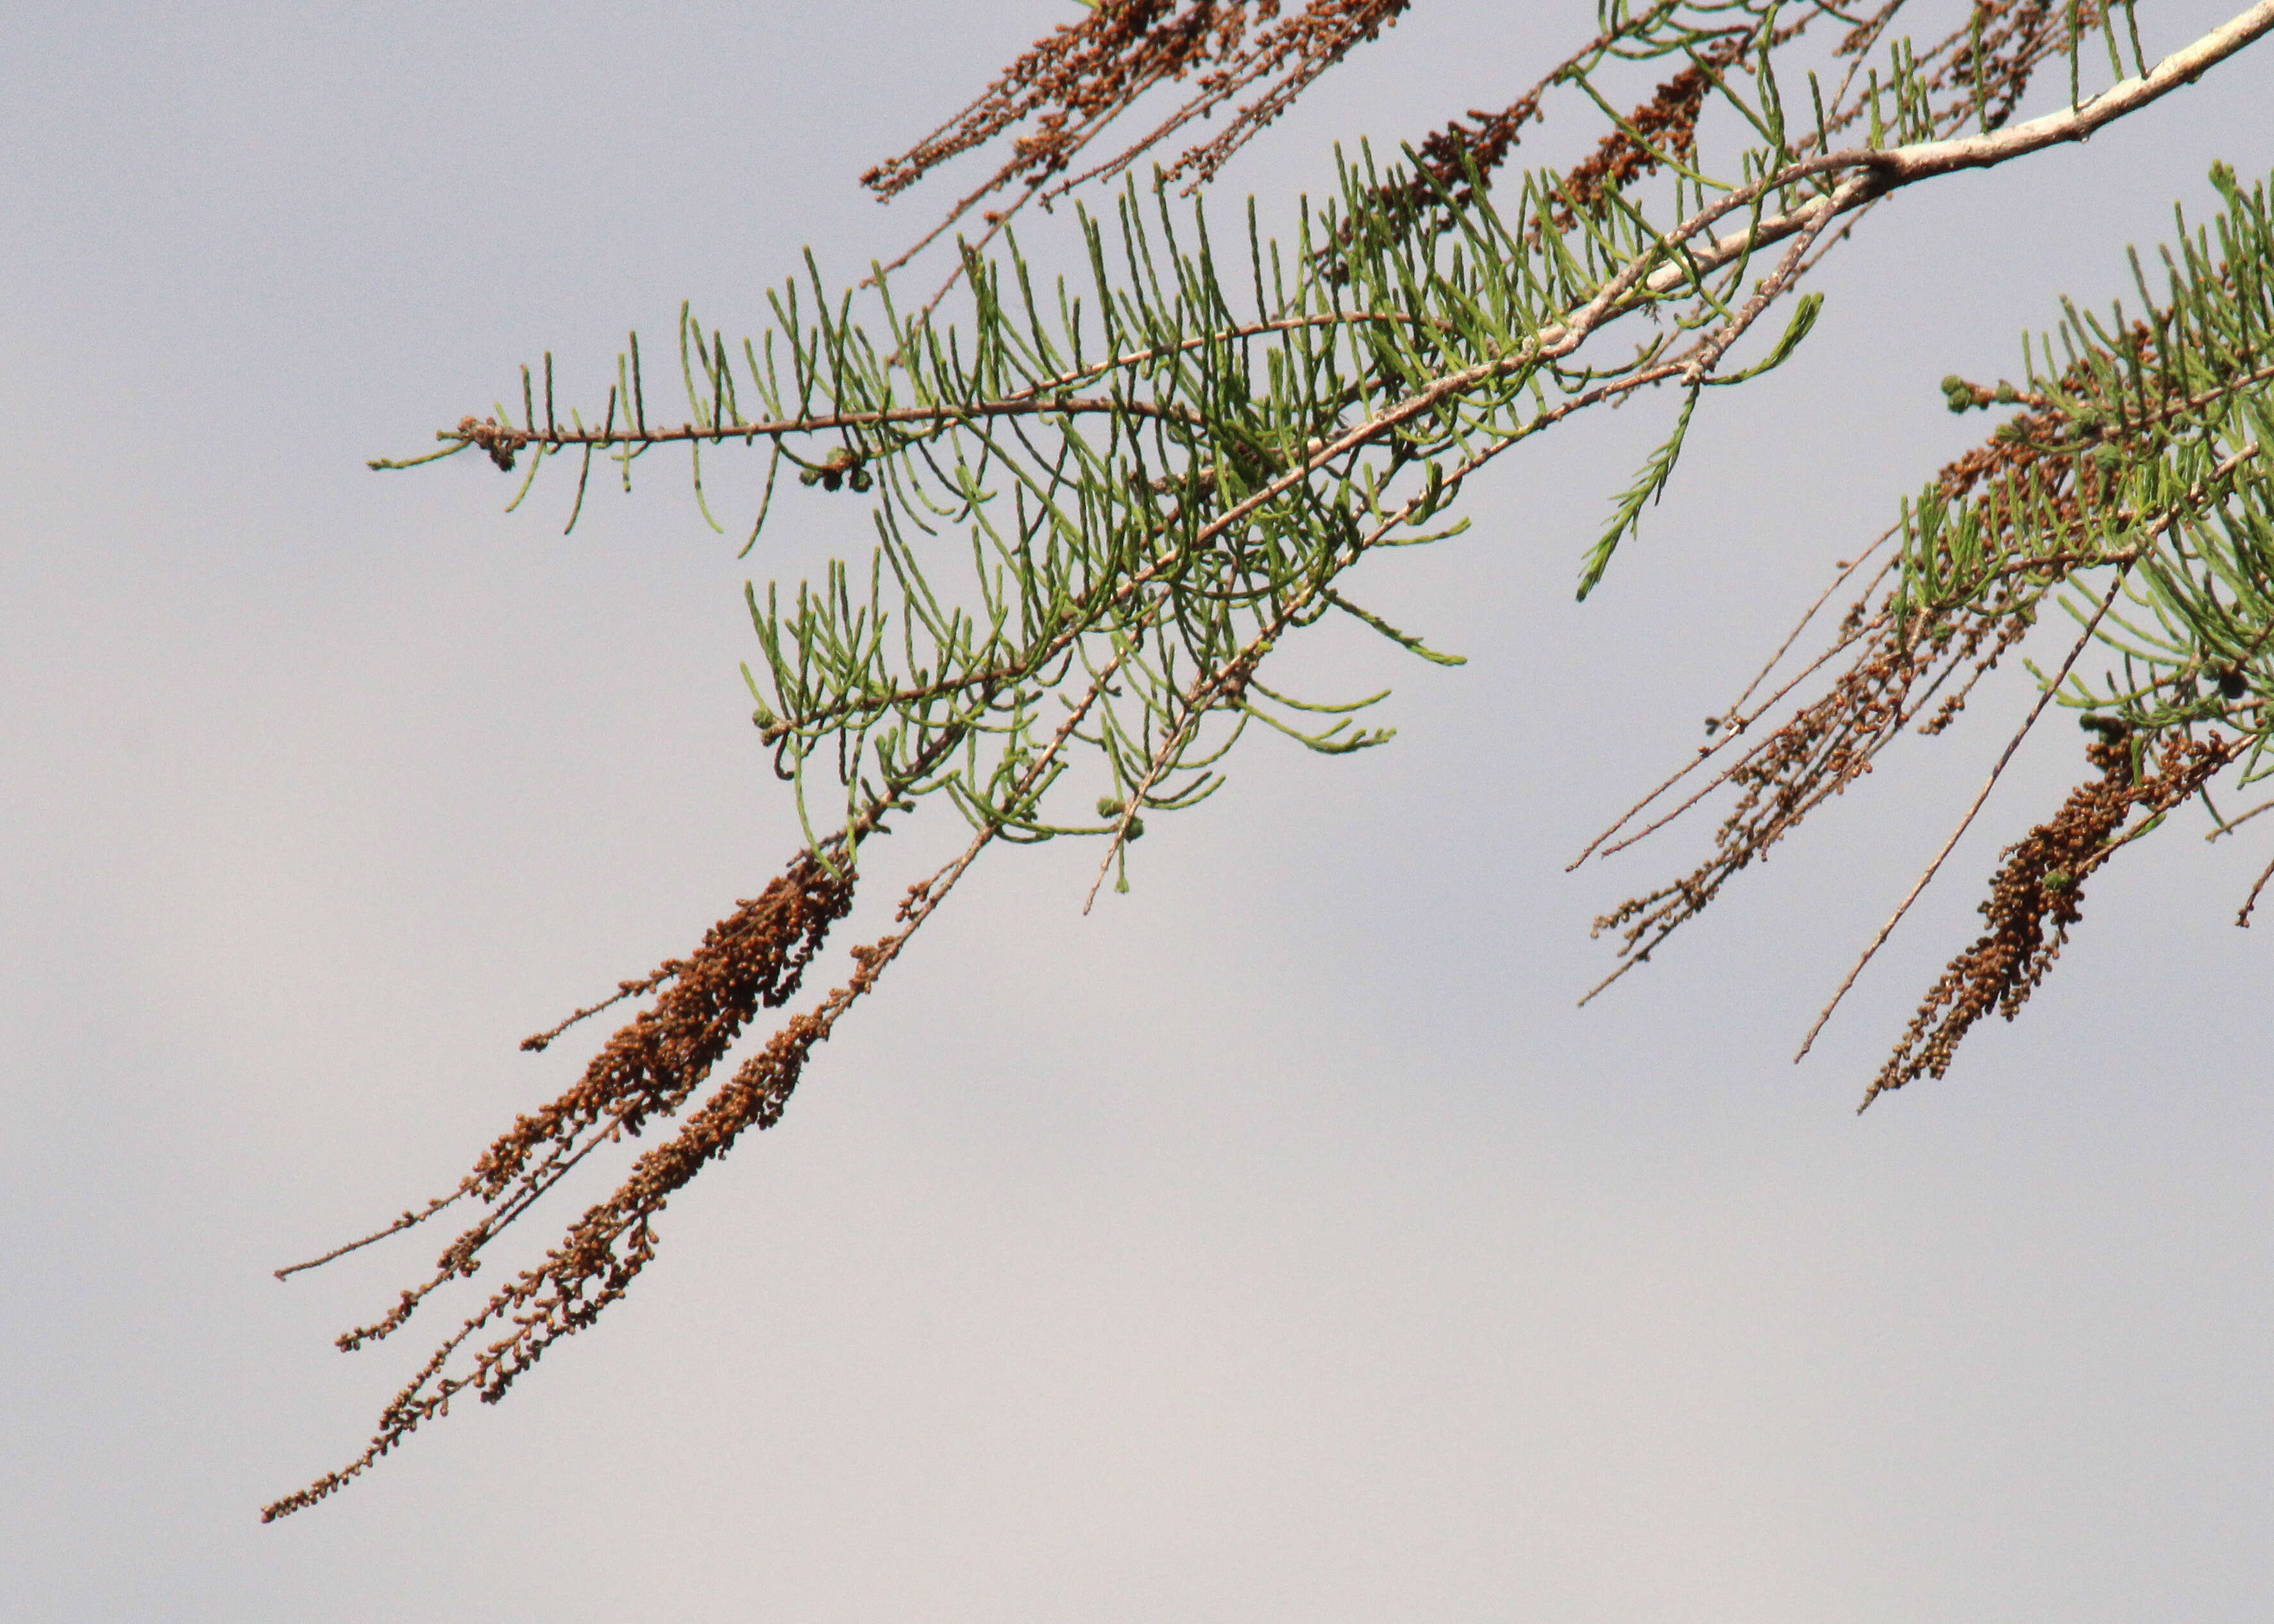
431, 126, 1856, 874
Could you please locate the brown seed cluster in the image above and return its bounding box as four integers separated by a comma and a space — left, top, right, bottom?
1381, 0, 2098, 250
456, 415, 530, 472
861, 1, 1410, 224
1864, 725, 2239, 1106
1397, 89, 1540, 220
262, 853, 854, 1521
1591, 576, 2035, 979
1359, 19, 1761, 251
1365, 52, 1721, 253
1826, 1, 2102, 139
1549, 63, 1716, 230
476, 857, 853, 1194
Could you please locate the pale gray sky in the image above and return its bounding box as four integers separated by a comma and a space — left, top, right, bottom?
5, 4, 2270, 1620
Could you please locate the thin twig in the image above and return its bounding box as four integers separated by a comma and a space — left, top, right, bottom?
2207, 796, 2274, 841
2237, 850, 2274, 926
274, 1189, 469, 1280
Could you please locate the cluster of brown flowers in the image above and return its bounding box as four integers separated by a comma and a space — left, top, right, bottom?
478, 856, 853, 1186
1346, 12, 1774, 254
1892, 0, 2073, 135
1584, 567, 2037, 998
1863, 723, 2240, 1106
859, 0, 1410, 276
454, 414, 531, 473
1550, 63, 1714, 222
1366, 50, 1721, 251
1376, 0, 2096, 249
262, 855, 855, 1520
